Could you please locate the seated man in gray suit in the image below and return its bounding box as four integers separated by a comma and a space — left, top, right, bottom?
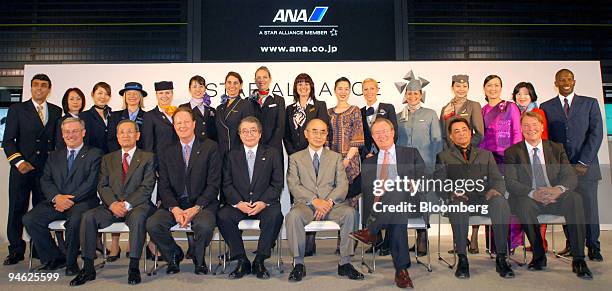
285, 118, 364, 282
435, 117, 513, 279
23, 118, 103, 276
70, 119, 156, 286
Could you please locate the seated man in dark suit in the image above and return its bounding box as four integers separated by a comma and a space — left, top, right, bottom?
23, 117, 103, 276
504, 111, 592, 279
350, 117, 425, 289
435, 118, 513, 279
146, 107, 220, 276
217, 116, 284, 280
70, 119, 157, 286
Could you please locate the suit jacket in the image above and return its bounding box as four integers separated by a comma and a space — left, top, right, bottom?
284, 100, 331, 156
440, 100, 485, 148
40, 145, 103, 207
79, 106, 112, 154
361, 146, 426, 223
142, 106, 179, 156
157, 138, 220, 209
107, 108, 146, 153
287, 148, 348, 205
97, 148, 156, 207
251, 94, 286, 153
3, 99, 62, 169
55, 114, 80, 150
223, 144, 284, 206
216, 98, 256, 157
504, 140, 577, 206
540, 94, 603, 180
434, 145, 505, 202
178, 102, 217, 142
360, 103, 398, 159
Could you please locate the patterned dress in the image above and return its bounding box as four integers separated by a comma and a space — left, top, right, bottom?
328, 105, 365, 185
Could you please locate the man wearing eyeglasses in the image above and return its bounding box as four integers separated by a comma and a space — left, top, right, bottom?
217, 116, 284, 280
285, 118, 364, 282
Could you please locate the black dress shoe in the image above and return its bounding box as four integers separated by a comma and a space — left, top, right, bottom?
229, 258, 252, 279
65, 264, 81, 276
3, 253, 24, 265
41, 257, 67, 270
527, 256, 547, 271
106, 247, 121, 262
128, 268, 141, 285
166, 249, 184, 274
194, 260, 209, 275
455, 255, 470, 279
338, 263, 365, 280
288, 264, 306, 282
572, 260, 593, 280
495, 255, 515, 278
252, 260, 270, 279
588, 248, 603, 262
70, 269, 96, 286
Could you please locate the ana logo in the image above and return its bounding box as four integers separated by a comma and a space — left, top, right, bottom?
273, 6, 328, 23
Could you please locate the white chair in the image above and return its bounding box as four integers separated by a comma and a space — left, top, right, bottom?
359, 216, 432, 273
27, 220, 67, 271
216, 219, 284, 275
437, 214, 493, 268
288, 221, 341, 265
147, 224, 220, 276
537, 214, 569, 262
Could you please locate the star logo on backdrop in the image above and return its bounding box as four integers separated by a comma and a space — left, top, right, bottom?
395, 70, 430, 102
330, 28, 338, 36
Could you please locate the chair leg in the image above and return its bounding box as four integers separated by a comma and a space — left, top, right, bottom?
96, 233, 107, 269
28, 240, 33, 271
415, 229, 432, 272
437, 213, 456, 269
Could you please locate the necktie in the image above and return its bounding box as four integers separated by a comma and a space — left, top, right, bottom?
247, 149, 255, 182
461, 147, 469, 162
122, 152, 129, 184
67, 150, 76, 173
182, 145, 191, 198
563, 97, 570, 117
532, 148, 548, 188
258, 96, 265, 106
36, 105, 44, 124
313, 152, 320, 177
375, 150, 390, 203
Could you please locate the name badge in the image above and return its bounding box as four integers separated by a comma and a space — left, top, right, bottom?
268, 104, 277, 108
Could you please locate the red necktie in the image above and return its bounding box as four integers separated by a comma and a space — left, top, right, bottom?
374, 150, 390, 203
258, 96, 264, 106
461, 148, 468, 161
122, 152, 129, 184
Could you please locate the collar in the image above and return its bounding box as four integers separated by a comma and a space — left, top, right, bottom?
368, 101, 380, 112
294, 98, 314, 108
378, 144, 397, 162
180, 136, 196, 149
31, 99, 47, 109
308, 146, 323, 159
454, 143, 472, 152
558, 92, 575, 105
524, 139, 543, 153
67, 143, 84, 154
121, 146, 137, 158
244, 143, 259, 154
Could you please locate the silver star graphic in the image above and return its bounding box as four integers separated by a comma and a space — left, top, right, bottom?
330, 28, 338, 36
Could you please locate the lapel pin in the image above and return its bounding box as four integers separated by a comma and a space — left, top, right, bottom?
262, 157, 266, 161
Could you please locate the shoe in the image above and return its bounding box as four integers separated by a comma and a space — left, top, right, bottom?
455, 254, 470, 279
334, 247, 340, 255
572, 260, 593, 280
467, 239, 479, 254
395, 269, 414, 288
185, 247, 193, 260
70, 269, 96, 286
3, 253, 24, 265
557, 245, 572, 257
106, 247, 121, 262
128, 268, 141, 285
416, 231, 428, 257
338, 263, 365, 280
527, 256, 547, 271
378, 247, 391, 256
166, 249, 184, 274
252, 260, 270, 279
65, 264, 80, 276
588, 248, 603, 262
41, 256, 67, 270
349, 229, 378, 245
194, 260, 209, 275
288, 264, 306, 282
495, 255, 515, 278
229, 258, 251, 279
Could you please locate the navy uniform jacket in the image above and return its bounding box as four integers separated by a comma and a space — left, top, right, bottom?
142, 106, 179, 156
79, 106, 112, 154
179, 102, 217, 142
106, 108, 146, 153
3, 99, 62, 169
251, 94, 286, 153
283, 99, 331, 156
216, 98, 256, 158
360, 103, 398, 159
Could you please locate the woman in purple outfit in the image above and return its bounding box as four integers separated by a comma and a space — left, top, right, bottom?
479, 75, 523, 254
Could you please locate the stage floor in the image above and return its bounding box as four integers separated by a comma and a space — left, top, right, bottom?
1, 231, 611, 290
